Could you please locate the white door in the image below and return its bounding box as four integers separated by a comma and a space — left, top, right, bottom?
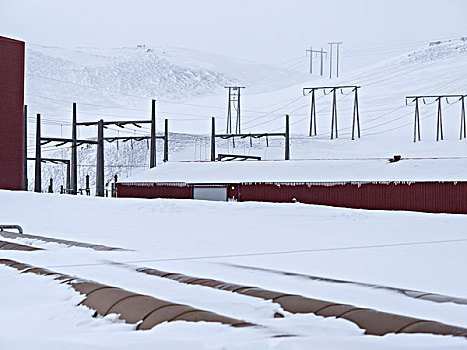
193, 186, 227, 201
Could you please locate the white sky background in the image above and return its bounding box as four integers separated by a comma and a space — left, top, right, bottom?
1, 0, 466, 71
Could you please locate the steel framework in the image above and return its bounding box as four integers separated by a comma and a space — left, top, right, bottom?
406, 95, 467, 142
303, 85, 360, 140
211, 115, 290, 161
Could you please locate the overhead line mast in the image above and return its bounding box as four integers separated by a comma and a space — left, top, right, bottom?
305, 47, 327, 76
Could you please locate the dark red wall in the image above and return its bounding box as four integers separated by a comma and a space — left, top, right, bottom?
117, 183, 192, 199
0, 36, 25, 190
235, 182, 467, 214
118, 181, 467, 214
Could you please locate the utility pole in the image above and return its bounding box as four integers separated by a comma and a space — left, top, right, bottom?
225, 86, 245, 134
34, 114, 41, 193
96, 119, 104, 197
306, 47, 313, 74
328, 42, 343, 78
71, 102, 77, 194
150, 99, 156, 168
336, 42, 342, 77
306, 47, 327, 76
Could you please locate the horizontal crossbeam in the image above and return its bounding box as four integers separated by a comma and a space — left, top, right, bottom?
77, 120, 152, 127
406, 94, 466, 99
303, 86, 360, 96
218, 154, 261, 161
215, 132, 286, 139
27, 157, 70, 164
104, 136, 165, 143
40, 137, 98, 145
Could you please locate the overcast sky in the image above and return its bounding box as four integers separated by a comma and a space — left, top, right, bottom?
1, 0, 466, 68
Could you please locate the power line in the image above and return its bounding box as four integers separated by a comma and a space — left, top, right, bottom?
45, 237, 467, 269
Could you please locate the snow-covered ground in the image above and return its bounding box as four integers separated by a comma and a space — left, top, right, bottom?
5, 37, 466, 348
1, 190, 467, 349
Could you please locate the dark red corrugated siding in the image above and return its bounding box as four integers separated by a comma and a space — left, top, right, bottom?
236, 182, 467, 214
117, 183, 192, 199
0, 36, 25, 190
118, 181, 467, 214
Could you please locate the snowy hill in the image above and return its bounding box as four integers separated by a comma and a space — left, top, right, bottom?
26, 38, 467, 192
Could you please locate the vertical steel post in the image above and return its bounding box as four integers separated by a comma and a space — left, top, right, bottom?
71, 102, 78, 194
285, 114, 290, 160
309, 46, 313, 74
66, 161, 71, 193
96, 119, 104, 197
436, 98, 443, 141
226, 87, 232, 134
309, 89, 317, 136
23, 105, 28, 190
414, 98, 421, 142
48, 178, 53, 193
336, 43, 340, 78
352, 88, 361, 140
329, 43, 333, 79
331, 89, 338, 139
85, 174, 90, 195
320, 48, 324, 76
211, 117, 216, 161
236, 88, 241, 134
34, 114, 41, 193
461, 96, 466, 140
150, 99, 156, 168
163, 118, 168, 162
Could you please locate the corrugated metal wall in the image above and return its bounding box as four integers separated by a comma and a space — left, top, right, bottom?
117, 183, 192, 199
235, 182, 467, 214
0, 36, 25, 190
118, 181, 467, 214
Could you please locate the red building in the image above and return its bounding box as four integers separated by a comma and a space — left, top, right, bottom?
0, 36, 25, 190
117, 159, 467, 214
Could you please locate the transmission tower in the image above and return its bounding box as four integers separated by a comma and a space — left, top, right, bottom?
328, 42, 343, 78
305, 47, 327, 76
225, 86, 245, 134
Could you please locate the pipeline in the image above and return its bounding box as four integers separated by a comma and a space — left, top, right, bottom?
129, 264, 467, 338
0, 240, 42, 251
0, 229, 125, 251
227, 264, 467, 306
0, 259, 252, 330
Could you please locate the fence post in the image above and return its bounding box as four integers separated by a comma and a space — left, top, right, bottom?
48, 178, 53, 193
65, 161, 71, 194
34, 114, 41, 193
113, 174, 118, 197
85, 174, 90, 196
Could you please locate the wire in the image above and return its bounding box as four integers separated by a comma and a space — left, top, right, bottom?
46, 237, 467, 269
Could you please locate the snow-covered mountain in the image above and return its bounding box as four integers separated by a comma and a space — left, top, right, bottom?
27, 38, 467, 192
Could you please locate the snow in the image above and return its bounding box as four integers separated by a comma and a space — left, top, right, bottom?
0, 190, 466, 349
27, 38, 467, 192
8, 36, 467, 348
120, 158, 467, 184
